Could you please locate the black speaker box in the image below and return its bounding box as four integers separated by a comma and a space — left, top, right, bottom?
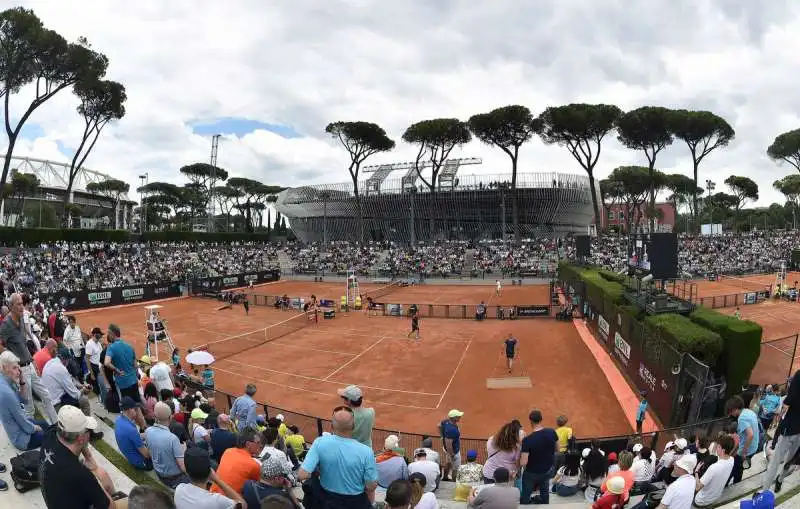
649, 233, 678, 280
575, 235, 591, 258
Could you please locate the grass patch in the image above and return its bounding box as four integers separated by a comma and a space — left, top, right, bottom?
91, 438, 166, 492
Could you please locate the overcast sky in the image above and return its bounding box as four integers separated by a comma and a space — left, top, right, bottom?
5, 0, 800, 206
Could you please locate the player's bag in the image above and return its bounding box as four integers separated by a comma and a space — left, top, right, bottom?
10, 449, 42, 492
105, 389, 120, 413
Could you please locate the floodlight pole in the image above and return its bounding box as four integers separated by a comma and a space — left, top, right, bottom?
207, 134, 221, 232
139, 173, 148, 234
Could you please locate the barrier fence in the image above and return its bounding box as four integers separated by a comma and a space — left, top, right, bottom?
750, 334, 800, 386
41, 281, 183, 312
663, 280, 771, 310
197, 381, 737, 464
373, 303, 552, 319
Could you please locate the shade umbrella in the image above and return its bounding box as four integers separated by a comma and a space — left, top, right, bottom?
186, 350, 216, 366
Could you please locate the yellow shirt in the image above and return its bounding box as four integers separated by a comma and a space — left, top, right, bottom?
556, 426, 573, 452
278, 422, 288, 438
285, 434, 305, 457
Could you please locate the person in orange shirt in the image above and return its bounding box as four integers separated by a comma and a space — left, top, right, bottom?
600, 451, 635, 501
34, 339, 58, 375
211, 427, 263, 495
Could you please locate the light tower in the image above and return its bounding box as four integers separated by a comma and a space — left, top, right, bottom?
207, 134, 221, 232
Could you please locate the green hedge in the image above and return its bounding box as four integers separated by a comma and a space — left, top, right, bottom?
644, 313, 724, 364
598, 269, 627, 284
690, 307, 762, 397
0, 227, 275, 245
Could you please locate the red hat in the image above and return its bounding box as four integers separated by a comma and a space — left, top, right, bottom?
608, 452, 618, 461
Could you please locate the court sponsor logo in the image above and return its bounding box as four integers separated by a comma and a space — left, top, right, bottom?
244, 274, 258, 282
154, 286, 171, 296
614, 332, 630, 365
598, 315, 610, 342
639, 362, 657, 392
222, 276, 239, 287
88, 291, 112, 306
515, 305, 550, 317
122, 287, 145, 302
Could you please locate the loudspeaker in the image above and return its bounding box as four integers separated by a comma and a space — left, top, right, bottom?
575, 235, 591, 258
649, 233, 678, 280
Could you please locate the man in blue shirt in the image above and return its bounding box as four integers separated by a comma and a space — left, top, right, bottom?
0, 350, 48, 450
114, 396, 152, 470
726, 395, 760, 484
230, 383, 259, 432
519, 409, 559, 504
298, 407, 378, 509
503, 334, 518, 373
636, 391, 648, 433
440, 409, 463, 482
103, 324, 139, 402
145, 401, 191, 488
758, 385, 781, 430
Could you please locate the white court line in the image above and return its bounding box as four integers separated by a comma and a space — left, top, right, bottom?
435, 336, 473, 409
323, 335, 387, 381
257, 341, 356, 356
219, 358, 441, 396
302, 329, 471, 344
212, 367, 437, 410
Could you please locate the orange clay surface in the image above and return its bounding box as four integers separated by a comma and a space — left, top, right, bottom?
76, 280, 630, 439
689, 271, 800, 301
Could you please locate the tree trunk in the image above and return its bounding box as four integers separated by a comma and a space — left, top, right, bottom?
511, 158, 520, 243
692, 160, 700, 234
648, 164, 657, 232
587, 170, 601, 231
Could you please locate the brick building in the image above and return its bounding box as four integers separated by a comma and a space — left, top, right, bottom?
599, 202, 677, 232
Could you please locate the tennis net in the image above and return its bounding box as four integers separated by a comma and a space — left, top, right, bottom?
720, 275, 770, 292
196, 311, 315, 361
363, 281, 403, 302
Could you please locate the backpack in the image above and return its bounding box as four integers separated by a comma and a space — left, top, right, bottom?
10, 449, 41, 493
104, 389, 120, 413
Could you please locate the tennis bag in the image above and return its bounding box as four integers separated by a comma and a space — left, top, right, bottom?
10, 449, 41, 493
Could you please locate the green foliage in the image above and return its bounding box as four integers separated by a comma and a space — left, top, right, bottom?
537, 103, 623, 228
0, 227, 282, 245
767, 128, 800, 172
0, 7, 109, 191
644, 313, 724, 364
402, 118, 472, 193
21, 202, 58, 228
774, 175, 800, 207
86, 178, 130, 197
325, 121, 395, 183
597, 268, 626, 284
689, 307, 762, 396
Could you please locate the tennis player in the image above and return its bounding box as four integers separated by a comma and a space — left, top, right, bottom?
408, 310, 420, 340
503, 332, 518, 373
496, 280, 502, 297
243, 293, 250, 315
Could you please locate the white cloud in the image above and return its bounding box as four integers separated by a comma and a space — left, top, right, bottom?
2, 0, 800, 206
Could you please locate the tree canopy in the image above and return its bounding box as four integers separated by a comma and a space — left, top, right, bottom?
773, 174, 800, 205
0, 7, 110, 196
402, 118, 472, 193
767, 128, 800, 172
670, 110, 734, 228
724, 175, 759, 228
537, 103, 622, 227
325, 121, 395, 194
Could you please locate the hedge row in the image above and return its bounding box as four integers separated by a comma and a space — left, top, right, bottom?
689, 307, 762, 398
0, 227, 275, 245
558, 262, 761, 390
644, 313, 723, 365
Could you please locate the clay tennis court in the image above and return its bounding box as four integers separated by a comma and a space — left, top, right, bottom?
73, 280, 630, 440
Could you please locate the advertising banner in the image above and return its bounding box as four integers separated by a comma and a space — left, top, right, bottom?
42, 282, 183, 312
515, 305, 551, 317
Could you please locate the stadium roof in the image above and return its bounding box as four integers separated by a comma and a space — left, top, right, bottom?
2, 155, 131, 201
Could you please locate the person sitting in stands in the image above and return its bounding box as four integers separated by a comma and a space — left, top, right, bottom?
115, 396, 152, 471
174, 446, 245, 509
242, 453, 302, 509
376, 435, 409, 491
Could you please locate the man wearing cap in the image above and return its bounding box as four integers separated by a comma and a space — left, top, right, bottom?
408, 448, 440, 493
174, 446, 246, 509
115, 396, 152, 471
468, 467, 519, 508
104, 324, 141, 403
338, 384, 375, 449
634, 454, 696, 509
439, 409, 464, 481
0, 293, 58, 423
85, 327, 108, 403
41, 347, 94, 418
231, 382, 259, 432
40, 405, 123, 509
145, 401, 191, 488
298, 406, 378, 508
243, 453, 302, 509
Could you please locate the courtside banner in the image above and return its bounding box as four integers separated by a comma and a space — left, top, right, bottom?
515, 305, 551, 317
42, 282, 182, 312
192, 270, 280, 293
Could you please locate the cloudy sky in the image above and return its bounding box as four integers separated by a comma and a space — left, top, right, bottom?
5, 0, 800, 206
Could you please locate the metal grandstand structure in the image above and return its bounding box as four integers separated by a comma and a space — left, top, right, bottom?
363, 157, 482, 195
275, 171, 596, 243
0, 156, 134, 228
